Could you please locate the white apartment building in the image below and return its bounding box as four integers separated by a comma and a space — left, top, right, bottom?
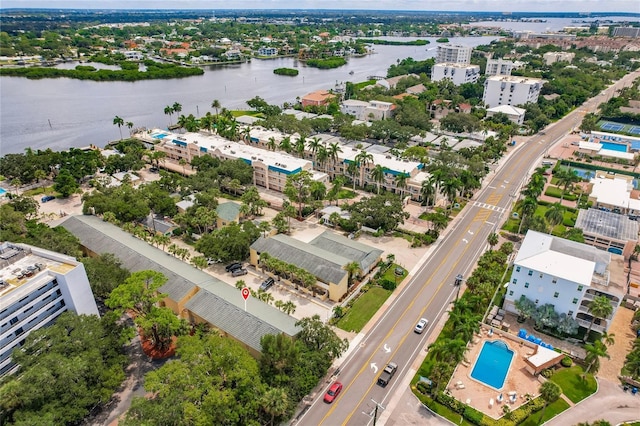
543, 51, 575, 65
0, 243, 99, 376
485, 58, 522, 76
503, 231, 624, 334
431, 63, 481, 86
436, 44, 472, 65
482, 75, 545, 109
340, 100, 395, 121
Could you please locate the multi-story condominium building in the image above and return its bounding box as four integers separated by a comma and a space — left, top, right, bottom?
431, 63, 481, 86
543, 51, 575, 65
436, 44, 472, 65
340, 100, 395, 121
0, 242, 99, 376
503, 231, 624, 334
485, 58, 522, 76
482, 75, 545, 109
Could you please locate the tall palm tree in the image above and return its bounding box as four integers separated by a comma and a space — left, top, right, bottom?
371, 164, 387, 194
344, 261, 361, 287
586, 295, 614, 338
307, 136, 322, 162
395, 173, 409, 198
113, 115, 124, 140
327, 141, 343, 168
294, 133, 307, 158
126, 121, 134, 136
172, 102, 182, 117
316, 145, 329, 171
354, 151, 373, 188
266, 137, 277, 151
211, 99, 221, 116
420, 175, 437, 207
538, 381, 562, 425
164, 105, 173, 125
487, 232, 499, 251
555, 168, 580, 203
584, 340, 610, 376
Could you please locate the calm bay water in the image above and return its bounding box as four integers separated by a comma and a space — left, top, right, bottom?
0, 36, 498, 155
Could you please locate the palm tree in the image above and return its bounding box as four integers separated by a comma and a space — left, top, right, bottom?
261, 387, 289, 426
279, 136, 293, 153
420, 176, 437, 207
344, 261, 361, 287
584, 340, 610, 376
266, 137, 277, 151
601, 331, 615, 347
307, 136, 322, 162
555, 168, 580, 203
395, 173, 409, 198
586, 295, 613, 339
371, 164, 387, 194
164, 105, 174, 125
294, 134, 307, 158
544, 203, 565, 233
211, 99, 221, 116
327, 141, 343, 168
172, 102, 182, 117
538, 381, 562, 424
354, 151, 373, 188
113, 115, 124, 139
316, 145, 329, 171
487, 232, 499, 251
178, 158, 187, 175
126, 121, 134, 136
518, 196, 539, 235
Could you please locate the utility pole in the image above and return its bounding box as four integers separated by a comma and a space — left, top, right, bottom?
362, 399, 385, 425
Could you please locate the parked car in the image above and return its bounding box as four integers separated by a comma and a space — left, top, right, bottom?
231, 268, 248, 277
225, 262, 242, 272
414, 318, 428, 334
259, 277, 275, 291
41, 195, 55, 203
323, 382, 343, 403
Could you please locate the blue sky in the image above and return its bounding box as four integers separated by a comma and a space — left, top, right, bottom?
2, 0, 639, 13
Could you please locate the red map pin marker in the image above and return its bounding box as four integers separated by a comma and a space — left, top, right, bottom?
241, 287, 250, 300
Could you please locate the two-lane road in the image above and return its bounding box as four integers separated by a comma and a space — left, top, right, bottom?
296, 70, 640, 426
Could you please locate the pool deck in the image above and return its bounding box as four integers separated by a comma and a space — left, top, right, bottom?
446, 326, 542, 419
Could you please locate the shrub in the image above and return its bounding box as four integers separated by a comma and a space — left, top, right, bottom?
463, 406, 484, 425
416, 381, 430, 394
379, 278, 397, 291
541, 368, 554, 378
561, 356, 573, 367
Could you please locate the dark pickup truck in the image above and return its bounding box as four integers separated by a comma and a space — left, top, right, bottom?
377, 362, 398, 387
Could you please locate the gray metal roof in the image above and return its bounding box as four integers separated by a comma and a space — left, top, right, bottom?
576, 208, 639, 242
251, 235, 350, 284
310, 231, 383, 273
58, 215, 300, 349
216, 201, 241, 222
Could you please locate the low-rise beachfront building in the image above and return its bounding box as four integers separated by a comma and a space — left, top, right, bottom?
482, 75, 545, 109
486, 105, 527, 125
249, 231, 383, 302
588, 172, 640, 216
300, 90, 336, 107
340, 99, 395, 121
574, 208, 639, 258
0, 242, 99, 376
59, 215, 300, 358
503, 230, 625, 333
431, 63, 481, 86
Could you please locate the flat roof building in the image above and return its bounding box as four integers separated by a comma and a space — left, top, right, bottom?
436, 44, 472, 65
482, 75, 545, 109
575, 208, 639, 258
431, 63, 481, 86
0, 242, 98, 376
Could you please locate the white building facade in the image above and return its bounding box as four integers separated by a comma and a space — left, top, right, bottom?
0, 243, 99, 376
436, 44, 472, 65
482, 75, 545, 109
431, 63, 481, 85
340, 100, 395, 121
485, 58, 519, 76
503, 231, 623, 334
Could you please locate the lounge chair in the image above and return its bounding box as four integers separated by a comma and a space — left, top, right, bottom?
489, 398, 494, 408
497, 394, 503, 403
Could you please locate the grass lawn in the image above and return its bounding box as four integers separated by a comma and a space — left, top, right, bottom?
22, 186, 55, 197
519, 398, 570, 426
336, 286, 391, 332
550, 366, 597, 403
337, 188, 356, 199
381, 263, 407, 283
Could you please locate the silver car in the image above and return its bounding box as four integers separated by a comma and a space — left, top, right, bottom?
414, 318, 428, 334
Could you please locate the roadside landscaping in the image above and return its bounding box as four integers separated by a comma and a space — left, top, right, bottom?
333, 263, 407, 332
549, 365, 597, 403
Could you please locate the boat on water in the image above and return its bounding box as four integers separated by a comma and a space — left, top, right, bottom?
349, 70, 354, 75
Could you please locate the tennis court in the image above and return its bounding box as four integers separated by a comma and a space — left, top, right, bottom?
629, 126, 640, 135
600, 122, 625, 132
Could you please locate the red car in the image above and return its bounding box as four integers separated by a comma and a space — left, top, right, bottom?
323, 382, 343, 403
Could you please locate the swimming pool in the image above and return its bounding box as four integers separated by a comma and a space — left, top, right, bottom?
470, 340, 514, 390
0, 188, 6, 196
152, 132, 169, 139
600, 142, 628, 152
